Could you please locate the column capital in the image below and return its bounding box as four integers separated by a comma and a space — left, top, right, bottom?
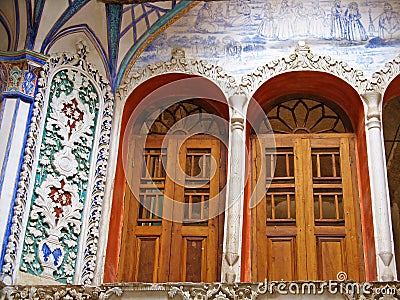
229, 94, 247, 121
361, 91, 383, 130
0, 50, 48, 102
361, 91, 383, 121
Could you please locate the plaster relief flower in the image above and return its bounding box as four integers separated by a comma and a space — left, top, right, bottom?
24, 253, 36, 263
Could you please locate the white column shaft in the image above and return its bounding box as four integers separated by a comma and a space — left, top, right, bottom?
363, 91, 397, 281
222, 94, 247, 282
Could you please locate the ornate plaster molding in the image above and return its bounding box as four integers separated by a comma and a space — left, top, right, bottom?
1, 41, 114, 285
0, 284, 123, 299
368, 54, 400, 93
1, 63, 48, 284
3, 282, 397, 300
117, 48, 239, 103
239, 41, 370, 96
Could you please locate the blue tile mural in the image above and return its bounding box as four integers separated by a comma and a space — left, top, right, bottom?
133, 0, 400, 78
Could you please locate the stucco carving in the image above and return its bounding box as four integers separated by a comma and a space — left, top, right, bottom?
1, 69, 47, 285
0, 284, 123, 299
1, 41, 114, 285
240, 41, 370, 96
118, 48, 239, 102
1, 282, 400, 300
369, 54, 400, 93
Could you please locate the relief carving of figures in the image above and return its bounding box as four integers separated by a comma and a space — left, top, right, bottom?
331, 0, 345, 39
276, 0, 295, 40
227, 0, 252, 27
309, 0, 327, 38
344, 2, 368, 42
378, 2, 400, 42
257, 2, 277, 39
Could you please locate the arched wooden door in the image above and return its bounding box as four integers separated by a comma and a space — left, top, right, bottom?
251, 98, 363, 281
117, 102, 226, 282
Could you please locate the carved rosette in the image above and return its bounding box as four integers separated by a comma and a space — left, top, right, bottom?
20, 67, 99, 283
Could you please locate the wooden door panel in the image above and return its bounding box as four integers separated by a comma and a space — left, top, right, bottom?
170, 137, 221, 282
118, 136, 223, 283
267, 236, 297, 281
136, 236, 160, 282
252, 134, 363, 281
182, 237, 207, 282
316, 237, 345, 280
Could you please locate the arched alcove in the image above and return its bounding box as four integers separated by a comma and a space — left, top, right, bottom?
383, 74, 400, 277
246, 70, 375, 281
104, 73, 229, 283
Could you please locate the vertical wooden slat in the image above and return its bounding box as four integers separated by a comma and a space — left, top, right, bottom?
118, 138, 141, 282
340, 137, 360, 281
206, 139, 220, 282
271, 195, 275, 219
188, 195, 193, 219
332, 153, 337, 177
202, 154, 207, 178
319, 195, 323, 219
286, 153, 290, 177
201, 195, 205, 220
168, 137, 185, 281
191, 154, 195, 177
294, 138, 309, 280
335, 195, 339, 219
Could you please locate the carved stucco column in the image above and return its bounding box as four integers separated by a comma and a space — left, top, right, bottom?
362, 91, 397, 281
222, 94, 248, 283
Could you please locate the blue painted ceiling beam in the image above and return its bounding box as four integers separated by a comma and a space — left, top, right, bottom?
106, 3, 123, 92
25, 0, 45, 50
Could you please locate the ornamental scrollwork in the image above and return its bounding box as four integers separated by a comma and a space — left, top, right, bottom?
118, 48, 239, 103
239, 41, 369, 96
20, 67, 99, 283
0, 284, 123, 300
368, 54, 400, 93
2, 40, 114, 285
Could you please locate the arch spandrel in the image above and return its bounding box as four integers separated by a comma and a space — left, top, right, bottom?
240, 42, 370, 98
117, 49, 239, 104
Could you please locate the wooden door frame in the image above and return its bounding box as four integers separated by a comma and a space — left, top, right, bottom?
251, 133, 364, 281
117, 134, 225, 282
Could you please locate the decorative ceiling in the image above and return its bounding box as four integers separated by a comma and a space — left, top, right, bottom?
0, 0, 195, 90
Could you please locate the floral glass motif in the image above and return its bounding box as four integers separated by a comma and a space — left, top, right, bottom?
20, 69, 99, 283
259, 98, 348, 134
